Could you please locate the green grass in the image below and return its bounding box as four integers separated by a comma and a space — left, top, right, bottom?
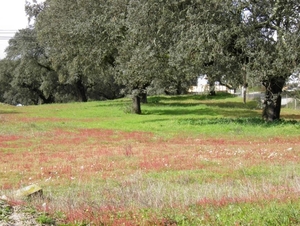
185, 199, 300, 225
1, 93, 300, 225
2, 93, 299, 137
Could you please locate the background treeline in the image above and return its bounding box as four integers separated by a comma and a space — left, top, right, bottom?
0, 0, 299, 120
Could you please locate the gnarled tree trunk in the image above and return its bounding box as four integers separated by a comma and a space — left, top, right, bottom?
262, 77, 286, 121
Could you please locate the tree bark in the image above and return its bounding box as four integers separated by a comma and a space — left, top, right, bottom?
262, 77, 285, 121
209, 80, 216, 96
141, 92, 147, 103
243, 83, 248, 104
132, 95, 141, 114
76, 79, 87, 102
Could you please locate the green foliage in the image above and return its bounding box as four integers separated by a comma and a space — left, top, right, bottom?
35, 0, 124, 102
0, 0, 298, 120
36, 213, 56, 225
2, 28, 60, 105
0, 200, 12, 222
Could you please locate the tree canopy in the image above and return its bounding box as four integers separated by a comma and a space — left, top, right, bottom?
0, 0, 299, 120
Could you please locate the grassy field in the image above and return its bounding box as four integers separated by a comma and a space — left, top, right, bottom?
0, 93, 300, 225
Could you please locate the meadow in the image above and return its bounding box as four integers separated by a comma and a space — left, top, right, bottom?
0, 93, 300, 225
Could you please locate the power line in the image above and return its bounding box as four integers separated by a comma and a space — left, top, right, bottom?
0, 30, 19, 33
0, 36, 13, 40
0, 30, 17, 40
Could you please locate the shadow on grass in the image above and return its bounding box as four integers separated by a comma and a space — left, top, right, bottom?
178, 117, 300, 127
144, 108, 219, 116
147, 93, 258, 111
0, 110, 20, 114
280, 113, 300, 120
204, 101, 258, 110
144, 96, 261, 117
147, 101, 258, 112
145, 107, 261, 118
148, 92, 236, 104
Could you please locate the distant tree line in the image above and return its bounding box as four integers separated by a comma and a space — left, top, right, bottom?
0, 0, 299, 120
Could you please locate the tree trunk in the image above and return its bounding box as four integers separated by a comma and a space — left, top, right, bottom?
22, 83, 55, 105
76, 79, 87, 102
176, 81, 182, 95
141, 92, 147, 103
132, 95, 141, 114
243, 83, 248, 104
209, 80, 216, 96
37, 95, 55, 105
243, 88, 247, 103
262, 77, 285, 121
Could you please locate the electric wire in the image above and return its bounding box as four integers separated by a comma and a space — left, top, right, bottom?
0, 30, 18, 40
0, 29, 34, 40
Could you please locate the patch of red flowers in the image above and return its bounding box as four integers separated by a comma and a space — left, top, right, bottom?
1, 127, 300, 188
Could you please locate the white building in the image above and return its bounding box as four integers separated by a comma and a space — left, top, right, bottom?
189, 76, 233, 94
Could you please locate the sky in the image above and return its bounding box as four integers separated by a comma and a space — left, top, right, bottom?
0, 0, 43, 59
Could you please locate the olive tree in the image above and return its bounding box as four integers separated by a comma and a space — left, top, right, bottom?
35, 0, 125, 102
4, 28, 59, 104
243, 0, 300, 120
115, 0, 201, 113
168, 0, 299, 120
